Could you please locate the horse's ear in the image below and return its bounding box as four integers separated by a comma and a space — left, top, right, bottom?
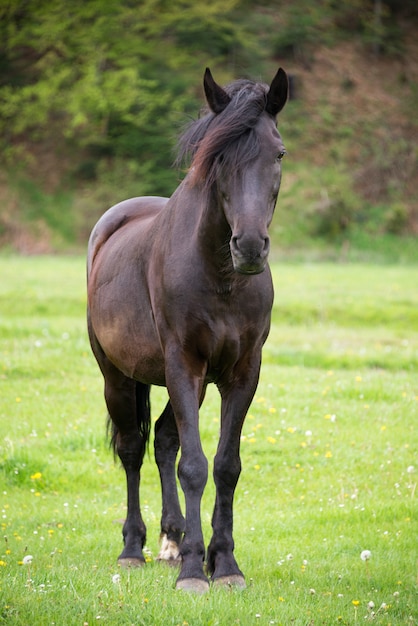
265, 68, 288, 116
204, 67, 231, 114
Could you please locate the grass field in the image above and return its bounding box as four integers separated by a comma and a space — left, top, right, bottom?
0, 256, 417, 625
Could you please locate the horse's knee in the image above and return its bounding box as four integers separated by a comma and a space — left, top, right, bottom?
213, 454, 241, 490
178, 453, 208, 495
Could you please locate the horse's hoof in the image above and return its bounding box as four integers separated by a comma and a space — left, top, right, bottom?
117, 557, 145, 569
157, 556, 182, 567
212, 575, 246, 589
176, 578, 210, 594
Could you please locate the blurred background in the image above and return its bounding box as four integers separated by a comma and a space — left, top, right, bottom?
0, 0, 417, 260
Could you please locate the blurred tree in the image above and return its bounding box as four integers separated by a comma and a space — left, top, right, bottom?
0, 0, 254, 194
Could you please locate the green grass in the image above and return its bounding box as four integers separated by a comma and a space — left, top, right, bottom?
0, 256, 417, 625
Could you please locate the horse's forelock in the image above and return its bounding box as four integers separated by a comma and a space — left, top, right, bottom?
177, 80, 268, 189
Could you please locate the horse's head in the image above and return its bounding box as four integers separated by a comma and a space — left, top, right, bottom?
203, 68, 288, 275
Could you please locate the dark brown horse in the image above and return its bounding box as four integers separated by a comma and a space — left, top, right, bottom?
87, 67, 288, 593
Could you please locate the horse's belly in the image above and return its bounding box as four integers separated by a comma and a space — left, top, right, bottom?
94, 316, 166, 385
89, 273, 166, 385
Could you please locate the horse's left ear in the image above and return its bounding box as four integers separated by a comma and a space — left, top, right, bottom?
265, 68, 288, 116
204, 68, 231, 114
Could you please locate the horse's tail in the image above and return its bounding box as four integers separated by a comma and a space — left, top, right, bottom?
107, 382, 151, 459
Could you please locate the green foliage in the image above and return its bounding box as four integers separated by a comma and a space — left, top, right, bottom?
14, 178, 75, 241
268, 0, 409, 58
0, 256, 417, 624
272, 88, 418, 258
0, 0, 417, 252
270, 0, 336, 59
0, 0, 252, 196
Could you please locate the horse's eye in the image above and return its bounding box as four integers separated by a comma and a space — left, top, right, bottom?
276, 151, 286, 162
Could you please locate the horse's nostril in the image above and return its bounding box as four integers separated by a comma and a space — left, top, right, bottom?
231, 236, 239, 249
263, 237, 270, 253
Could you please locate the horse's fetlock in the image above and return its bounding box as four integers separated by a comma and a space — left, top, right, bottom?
180, 543, 205, 562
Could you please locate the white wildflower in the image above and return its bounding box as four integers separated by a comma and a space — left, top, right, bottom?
360, 549, 372, 561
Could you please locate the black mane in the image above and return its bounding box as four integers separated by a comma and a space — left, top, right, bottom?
177, 79, 269, 188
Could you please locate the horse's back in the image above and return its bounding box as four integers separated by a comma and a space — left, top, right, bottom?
87, 196, 168, 275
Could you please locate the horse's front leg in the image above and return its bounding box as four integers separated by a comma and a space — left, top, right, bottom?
207, 359, 262, 588
165, 353, 209, 593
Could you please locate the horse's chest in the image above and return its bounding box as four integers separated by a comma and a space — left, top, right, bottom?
192, 300, 269, 372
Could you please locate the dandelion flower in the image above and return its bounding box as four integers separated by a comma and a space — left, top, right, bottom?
360, 549, 372, 561
309, 588, 316, 595
368, 601, 375, 610
112, 574, 121, 584
407, 465, 414, 474
23, 555, 33, 565
286, 553, 293, 561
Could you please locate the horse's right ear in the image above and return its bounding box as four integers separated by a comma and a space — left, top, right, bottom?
204, 68, 231, 114
265, 68, 288, 116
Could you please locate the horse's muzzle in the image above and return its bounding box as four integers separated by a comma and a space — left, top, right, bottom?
230, 235, 270, 275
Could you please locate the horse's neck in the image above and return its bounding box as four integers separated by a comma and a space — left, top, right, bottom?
171, 179, 231, 260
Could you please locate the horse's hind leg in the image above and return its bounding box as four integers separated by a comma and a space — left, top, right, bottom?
154, 401, 185, 565
99, 356, 150, 567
